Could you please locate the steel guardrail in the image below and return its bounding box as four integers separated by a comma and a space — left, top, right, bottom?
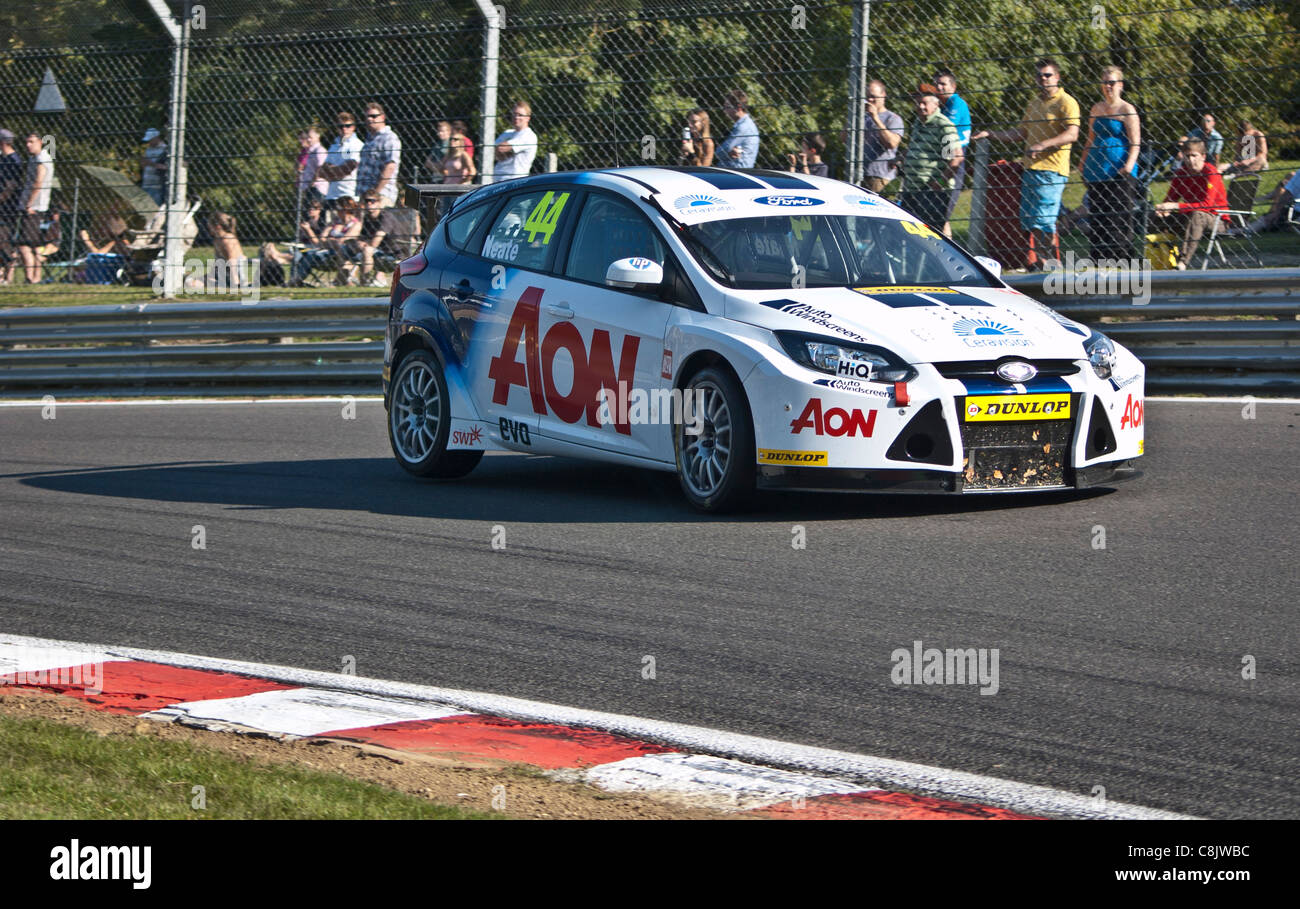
0, 268, 1297, 396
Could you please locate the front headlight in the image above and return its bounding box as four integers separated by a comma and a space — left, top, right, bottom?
1084, 330, 1117, 379
776, 331, 917, 383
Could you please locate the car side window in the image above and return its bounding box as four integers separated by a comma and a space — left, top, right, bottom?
564, 194, 666, 285
445, 202, 493, 251
480, 189, 574, 272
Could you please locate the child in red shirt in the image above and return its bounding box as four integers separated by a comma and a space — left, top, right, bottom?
1154, 138, 1227, 269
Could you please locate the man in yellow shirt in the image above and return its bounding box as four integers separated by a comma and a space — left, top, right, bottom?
974, 58, 1080, 268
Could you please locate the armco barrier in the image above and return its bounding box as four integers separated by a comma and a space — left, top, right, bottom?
0, 269, 1296, 397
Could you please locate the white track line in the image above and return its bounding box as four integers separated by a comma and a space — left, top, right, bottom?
0, 632, 1195, 819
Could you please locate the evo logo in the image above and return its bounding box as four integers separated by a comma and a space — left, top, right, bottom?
499, 417, 532, 445
50, 840, 152, 889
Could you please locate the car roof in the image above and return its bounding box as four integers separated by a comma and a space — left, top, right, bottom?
450, 167, 914, 224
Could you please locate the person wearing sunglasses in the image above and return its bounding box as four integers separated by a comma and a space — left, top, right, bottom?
860, 80, 904, 194
317, 112, 363, 210
357, 103, 403, 207
974, 58, 1080, 269
1078, 65, 1140, 261
493, 102, 537, 182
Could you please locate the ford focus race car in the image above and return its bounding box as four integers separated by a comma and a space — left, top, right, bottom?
383, 167, 1144, 512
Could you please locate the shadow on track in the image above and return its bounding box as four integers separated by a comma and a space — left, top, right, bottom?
17, 453, 1113, 524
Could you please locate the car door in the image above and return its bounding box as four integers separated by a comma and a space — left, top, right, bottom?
461, 186, 580, 450
543, 191, 676, 462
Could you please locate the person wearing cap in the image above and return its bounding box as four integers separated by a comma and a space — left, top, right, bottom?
0, 128, 22, 284
140, 128, 167, 206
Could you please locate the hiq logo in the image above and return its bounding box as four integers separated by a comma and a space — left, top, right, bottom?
754, 195, 824, 207
674, 194, 725, 210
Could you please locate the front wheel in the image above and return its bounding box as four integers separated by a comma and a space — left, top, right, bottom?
673, 366, 756, 512
388, 349, 483, 479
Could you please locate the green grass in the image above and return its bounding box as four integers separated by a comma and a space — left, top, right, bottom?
0, 714, 497, 820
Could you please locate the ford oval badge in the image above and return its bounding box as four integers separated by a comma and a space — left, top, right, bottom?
996, 360, 1038, 383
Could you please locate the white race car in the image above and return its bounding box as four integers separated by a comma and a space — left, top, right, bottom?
384, 167, 1144, 511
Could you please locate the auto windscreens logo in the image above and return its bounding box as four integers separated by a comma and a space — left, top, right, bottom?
952, 317, 1031, 349
753, 195, 824, 207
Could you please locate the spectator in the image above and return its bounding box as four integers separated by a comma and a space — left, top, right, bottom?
140, 128, 167, 206
297, 128, 328, 199
860, 80, 904, 193
439, 134, 477, 185
1079, 65, 1140, 261
261, 197, 329, 271
1238, 169, 1300, 235
317, 112, 363, 209
787, 132, 829, 177
973, 58, 1080, 269
291, 197, 361, 286
346, 191, 409, 286
452, 120, 476, 164
1180, 113, 1223, 166
717, 90, 759, 169
17, 132, 53, 285
78, 215, 130, 257
356, 102, 402, 207
0, 128, 22, 284
899, 92, 962, 230
933, 69, 971, 237
493, 101, 538, 181
1154, 139, 1227, 270
422, 120, 453, 182
681, 109, 715, 167
1222, 120, 1267, 176
205, 211, 247, 289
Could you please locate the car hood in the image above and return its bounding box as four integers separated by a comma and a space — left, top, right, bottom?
724, 284, 1093, 363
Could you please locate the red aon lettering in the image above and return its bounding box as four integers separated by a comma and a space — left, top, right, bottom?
1120, 394, 1143, 430
790, 398, 877, 437
487, 288, 640, 434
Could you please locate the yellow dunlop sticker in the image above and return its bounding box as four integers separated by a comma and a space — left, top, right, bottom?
757, 448, 829, 466
964, 394, 1072, 422
1138, 439, 1145, 454
853, 286, 957, 294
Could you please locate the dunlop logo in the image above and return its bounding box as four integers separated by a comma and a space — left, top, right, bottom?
964, 394, 1071, 422
757, 449, 829, 465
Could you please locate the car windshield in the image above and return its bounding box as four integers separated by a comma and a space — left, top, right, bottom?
679, 215, 995, 290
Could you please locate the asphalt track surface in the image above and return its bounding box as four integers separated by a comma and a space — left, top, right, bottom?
1, 399, 1296, 819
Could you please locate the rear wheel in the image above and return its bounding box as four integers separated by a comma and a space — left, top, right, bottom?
388, 349, 483, 478
674, 365, 755, 512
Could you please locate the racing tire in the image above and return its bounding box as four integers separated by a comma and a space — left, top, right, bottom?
388, 349, 483, 479
673, 365, 756, 513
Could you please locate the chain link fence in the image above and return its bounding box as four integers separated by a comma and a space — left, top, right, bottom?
0, 0, 1296, 303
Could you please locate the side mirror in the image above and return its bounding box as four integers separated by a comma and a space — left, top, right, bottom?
605, 257, 664, 289
975, 255, 1003, 278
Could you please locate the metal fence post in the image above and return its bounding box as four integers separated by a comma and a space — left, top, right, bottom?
147, 0, 186, 298
846, 0, 871, 184
476, 1, 501, 184
969, 137, 988, 255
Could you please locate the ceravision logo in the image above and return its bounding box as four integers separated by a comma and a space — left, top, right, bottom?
951, 317, 1031, 349
673, 193, 732, 214
842, 193, 885, 207
50, 840, 151, 889
753, 195, 824, 207
891, 640, 1000, 695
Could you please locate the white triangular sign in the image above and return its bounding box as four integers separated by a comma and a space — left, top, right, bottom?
35, 67, 67, 113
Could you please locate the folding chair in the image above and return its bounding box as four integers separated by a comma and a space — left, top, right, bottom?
1223, 174, 1259, 228
1201, 206, 1263, 269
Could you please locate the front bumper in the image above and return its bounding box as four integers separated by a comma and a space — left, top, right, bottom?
757, 459, 1140, 493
